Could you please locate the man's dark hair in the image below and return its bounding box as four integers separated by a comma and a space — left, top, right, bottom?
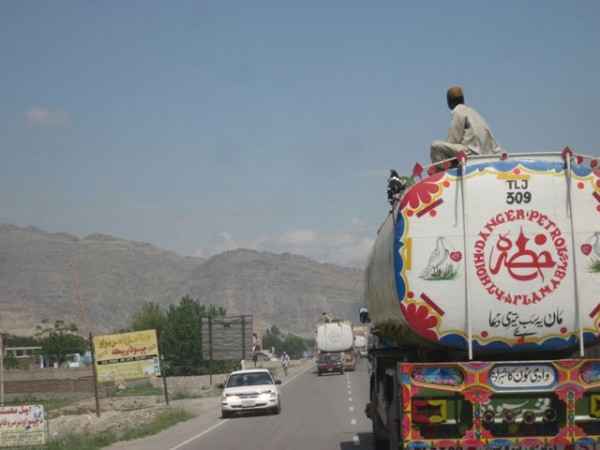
447, 95, 464, 110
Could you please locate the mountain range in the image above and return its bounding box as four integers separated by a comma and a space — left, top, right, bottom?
0, 224, 365, 338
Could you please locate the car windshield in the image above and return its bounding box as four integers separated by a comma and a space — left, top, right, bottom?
320, 355, 339, 362
227, 372, 273, 387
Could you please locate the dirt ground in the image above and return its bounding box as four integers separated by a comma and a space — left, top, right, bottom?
48, 394, 223, 440
48, 382, 222, 440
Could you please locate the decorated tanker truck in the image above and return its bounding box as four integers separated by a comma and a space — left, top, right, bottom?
353, 325, 370, 357
315, 318, 356, 371
362, 149, 600, 450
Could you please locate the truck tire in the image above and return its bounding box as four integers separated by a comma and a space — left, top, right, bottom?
371, 402, 389, 450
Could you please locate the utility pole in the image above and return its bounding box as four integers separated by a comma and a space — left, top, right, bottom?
68, 259, 91, 339
1, 333, 4, 405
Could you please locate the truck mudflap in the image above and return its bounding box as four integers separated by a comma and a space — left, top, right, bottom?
399, 359, 600, 450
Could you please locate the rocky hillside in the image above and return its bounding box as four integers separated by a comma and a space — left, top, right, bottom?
0, 224, 364, 337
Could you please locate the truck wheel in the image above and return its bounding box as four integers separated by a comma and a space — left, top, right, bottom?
371, 403, 389, 450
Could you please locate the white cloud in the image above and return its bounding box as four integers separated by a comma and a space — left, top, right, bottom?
25, 107, 71, 126
193, 219, 376, 268
277, 229, 317, 246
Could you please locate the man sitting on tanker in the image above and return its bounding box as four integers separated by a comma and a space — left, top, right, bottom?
430, 86, 501, 167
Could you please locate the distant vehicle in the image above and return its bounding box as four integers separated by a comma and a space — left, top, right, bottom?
219, 369, 282, 418
315, 319, 354, 352
340, 350, 356, 371
316, 353, 344, 376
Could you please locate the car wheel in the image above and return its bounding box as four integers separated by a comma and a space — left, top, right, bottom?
318, 371, 322, 376
221, 410, 232, 419
273, 402, 281, 415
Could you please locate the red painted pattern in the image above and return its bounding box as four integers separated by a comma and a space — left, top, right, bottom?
400, 302, 439, 342
400, 172, 445, 211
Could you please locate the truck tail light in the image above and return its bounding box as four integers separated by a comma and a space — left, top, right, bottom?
503, 410, 516, 423
522, 410, 536, 424
483, 410, 495, 424
543, 408, 557, 423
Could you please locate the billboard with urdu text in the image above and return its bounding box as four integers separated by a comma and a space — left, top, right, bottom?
0, 404, 46, 448
93, 330, 160, 382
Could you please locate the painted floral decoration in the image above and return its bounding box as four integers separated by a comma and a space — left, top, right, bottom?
400, 302, 439, 342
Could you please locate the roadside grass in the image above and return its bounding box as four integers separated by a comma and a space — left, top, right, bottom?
109, 382, 164, 397
171, 387, 193, 400
47, 407, 194, 450
121, 408, 193, 440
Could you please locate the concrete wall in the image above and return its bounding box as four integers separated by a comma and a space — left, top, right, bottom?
1, 368, 113, 398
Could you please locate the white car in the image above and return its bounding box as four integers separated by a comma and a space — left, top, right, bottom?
220, 369, 282, 418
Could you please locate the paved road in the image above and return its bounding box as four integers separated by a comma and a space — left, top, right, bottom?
104, 357, 374, 450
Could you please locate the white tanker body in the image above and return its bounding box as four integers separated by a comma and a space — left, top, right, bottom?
363, 150, 600, 450
365, 151, 600, 359
315, 320, 354, 353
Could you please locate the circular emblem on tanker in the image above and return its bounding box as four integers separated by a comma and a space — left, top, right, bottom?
472, 209, 569, 305
328, 329, 341, 342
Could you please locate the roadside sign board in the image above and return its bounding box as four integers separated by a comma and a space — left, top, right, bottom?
0, 404, 46, 448
93, 330, 160, 382
201, 315, 253, 360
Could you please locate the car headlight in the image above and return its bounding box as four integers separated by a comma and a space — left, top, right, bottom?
260, 389, 277, 400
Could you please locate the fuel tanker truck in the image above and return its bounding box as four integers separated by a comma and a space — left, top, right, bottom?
315, 318, 356, 371
362, 150, 600, 450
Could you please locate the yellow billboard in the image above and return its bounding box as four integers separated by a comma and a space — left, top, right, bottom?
0, 404, 46, 448
93, 330, 161, 382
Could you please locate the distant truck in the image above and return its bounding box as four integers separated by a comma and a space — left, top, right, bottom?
315, 318, 356, 372
362, 151, 600, 449
353, 325, 369, 357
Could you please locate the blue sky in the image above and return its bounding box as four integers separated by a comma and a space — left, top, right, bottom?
1, 1, 599, 268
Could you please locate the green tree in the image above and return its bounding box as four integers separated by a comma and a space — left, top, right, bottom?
160, 296, 226, 376
261, 330, 283, 356
1, 333, 40, 347
2, 351, 19, 370
131, 301, 167, 336
282, 334, 306, 359
35, 320, 87, 367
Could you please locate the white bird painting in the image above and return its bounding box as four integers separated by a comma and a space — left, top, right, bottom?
420, 236, 455, 279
